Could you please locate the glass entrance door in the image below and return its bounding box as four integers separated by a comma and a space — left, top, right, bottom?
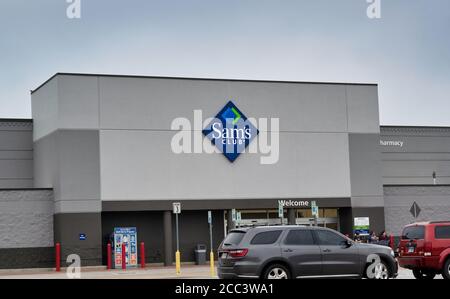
295, 208, 339, 230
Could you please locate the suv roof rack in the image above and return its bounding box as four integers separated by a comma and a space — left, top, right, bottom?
429, 221, 450, 224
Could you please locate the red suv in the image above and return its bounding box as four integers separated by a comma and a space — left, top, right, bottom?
398, 221, 450, 279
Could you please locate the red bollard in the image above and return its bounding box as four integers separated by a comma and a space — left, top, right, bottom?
55, 242, 61, 272
140, 242, 145, 268
122, 243, 126, 270
107, 243, 112, 270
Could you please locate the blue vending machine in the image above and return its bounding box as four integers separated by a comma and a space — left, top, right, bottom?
113, 227, 138, 269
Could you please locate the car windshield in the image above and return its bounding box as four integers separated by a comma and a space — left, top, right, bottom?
222, 231, 246, 246
401, 226, 425, 240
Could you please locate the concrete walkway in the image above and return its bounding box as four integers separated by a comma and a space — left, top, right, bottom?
0, 264, 216, 279
0, 265, 442, 279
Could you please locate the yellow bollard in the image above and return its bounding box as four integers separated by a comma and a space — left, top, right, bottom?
210, 251, 215, 277
175, 250, 181, 275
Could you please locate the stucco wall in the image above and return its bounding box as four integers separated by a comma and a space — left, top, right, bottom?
0, 120, 33, 188
381, 126, 450, 185
31, 74, 381, 207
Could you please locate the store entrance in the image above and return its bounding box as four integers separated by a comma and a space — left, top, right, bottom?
295, 208, 339, 230
236, 208, 340, 231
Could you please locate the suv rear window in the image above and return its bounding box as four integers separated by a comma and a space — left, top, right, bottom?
402, 226, 425, 240
223, 231, 245, 245
250, 230, 282, 245
435, 226, 450, 239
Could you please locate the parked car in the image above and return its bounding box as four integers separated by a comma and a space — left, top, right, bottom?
217, 225, 398, 279
398, 221, 450, 279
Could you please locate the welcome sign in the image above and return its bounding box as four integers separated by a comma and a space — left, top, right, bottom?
353, 217, 370, 236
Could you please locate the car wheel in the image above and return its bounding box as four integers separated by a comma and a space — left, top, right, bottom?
263, 264, 291, 279
372, 260, 390, 279
413, 269, 436, 280
443, 259, 450, 280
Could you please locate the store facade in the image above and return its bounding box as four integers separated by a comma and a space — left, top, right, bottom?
0, 73, 449, 268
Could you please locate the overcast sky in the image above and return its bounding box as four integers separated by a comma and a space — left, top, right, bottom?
0, 0, 449, 125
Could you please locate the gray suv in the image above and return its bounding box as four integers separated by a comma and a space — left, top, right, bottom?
217, 225, 398, 279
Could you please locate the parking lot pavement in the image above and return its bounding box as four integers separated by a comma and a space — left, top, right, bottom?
0, 265, 216, 279
0, 265, 443, 279
397, 267, 443, 279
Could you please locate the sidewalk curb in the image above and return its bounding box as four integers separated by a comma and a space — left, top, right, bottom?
0, 262, 205, 276
0, 265, 106, 275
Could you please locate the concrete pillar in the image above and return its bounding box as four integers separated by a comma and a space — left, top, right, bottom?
163, 211, 173, 266
226, 209, 235, 232
287, 208, 296, 225
338, 207, 353, 236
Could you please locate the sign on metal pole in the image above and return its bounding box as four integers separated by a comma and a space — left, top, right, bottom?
208, 210, 212, 224
207, 211, 214, 277
278, 201, 284, 218
231, 209, 237, 222
312, 206, 319, 217
173, 202, 181, 273
208, 211, 213, 249
311, 201, 318, 226
173, 202, 181, 214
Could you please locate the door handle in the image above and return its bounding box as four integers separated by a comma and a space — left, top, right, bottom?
323, 249, 331, 253
283, 249, 293, 253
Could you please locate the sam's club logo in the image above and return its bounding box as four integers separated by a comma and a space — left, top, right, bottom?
202, 101, 258, 162
170, 100, 279, 165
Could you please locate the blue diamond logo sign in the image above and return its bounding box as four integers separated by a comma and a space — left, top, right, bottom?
203, 101, 259, 162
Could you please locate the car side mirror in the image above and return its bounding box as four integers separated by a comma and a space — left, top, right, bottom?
343, 240, 352, 247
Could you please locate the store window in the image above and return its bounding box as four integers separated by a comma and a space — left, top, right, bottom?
296, 208, 338, 218
324, 209, 338, 217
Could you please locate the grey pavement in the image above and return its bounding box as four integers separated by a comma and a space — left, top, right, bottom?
0, 265, 443, 279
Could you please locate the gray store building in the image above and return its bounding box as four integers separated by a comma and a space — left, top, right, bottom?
0, 73, 449, 268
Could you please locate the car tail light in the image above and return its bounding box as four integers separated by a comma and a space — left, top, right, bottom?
228, 249, 248, 258
424, 241, 432, 256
